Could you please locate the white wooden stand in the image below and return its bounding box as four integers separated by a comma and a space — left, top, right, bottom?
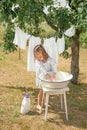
41, 87, 69, 121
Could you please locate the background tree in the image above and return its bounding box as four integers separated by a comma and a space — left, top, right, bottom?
0, 0, 87, 84
68, 0, 87, 84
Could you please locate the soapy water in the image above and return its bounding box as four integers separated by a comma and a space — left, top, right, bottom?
39, 71, 73, 89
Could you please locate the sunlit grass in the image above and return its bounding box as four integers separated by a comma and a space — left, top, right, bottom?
0, 27, 87, 129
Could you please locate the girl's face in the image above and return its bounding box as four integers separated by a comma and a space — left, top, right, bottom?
34, 45, 48, 62
35, 52, 44, 62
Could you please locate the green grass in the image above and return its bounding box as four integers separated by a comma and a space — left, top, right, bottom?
0, 40, 87, 129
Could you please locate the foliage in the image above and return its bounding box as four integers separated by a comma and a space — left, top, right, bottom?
3, 23, 17, 53
80, 31, 87, 48
0, 0, 87, 49
68, 0, 87, 30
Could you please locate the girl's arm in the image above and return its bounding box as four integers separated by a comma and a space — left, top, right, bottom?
49, 58, 57, 80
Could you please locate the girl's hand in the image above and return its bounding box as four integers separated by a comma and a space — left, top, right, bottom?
50, 73, 57, 81
45, 73, 56, 81
45, 73, 51, 80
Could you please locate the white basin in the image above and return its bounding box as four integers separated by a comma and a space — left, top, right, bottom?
39, 71, 73, 89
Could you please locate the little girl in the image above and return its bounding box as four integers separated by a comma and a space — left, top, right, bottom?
33, 44, 57, 111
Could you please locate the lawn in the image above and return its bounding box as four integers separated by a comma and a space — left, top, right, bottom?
0, 45, 87, 130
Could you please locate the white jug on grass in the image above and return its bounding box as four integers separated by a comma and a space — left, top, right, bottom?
20, 93, 30, 114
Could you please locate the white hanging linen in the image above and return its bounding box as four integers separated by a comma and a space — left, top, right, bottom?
43, 37, 58, 64
53, 0, 70, 9
64, 25, 75, 37
43, 6, 50, 15
56, 35, 65, 54
27, 36, 41, 72
13, 25, 30, 50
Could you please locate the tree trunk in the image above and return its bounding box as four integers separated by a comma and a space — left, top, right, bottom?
71, 29, 81, 84
18, 48, 21, 60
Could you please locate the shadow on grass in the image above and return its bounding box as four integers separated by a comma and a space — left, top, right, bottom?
20, 111, 40, 116
45, 82, 87, 128
0, 82, 87, 129
0, 84, 39, 97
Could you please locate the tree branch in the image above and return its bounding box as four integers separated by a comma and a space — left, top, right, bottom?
43, 12, 58, 31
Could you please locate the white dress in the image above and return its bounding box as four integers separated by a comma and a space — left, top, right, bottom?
35, 57, 57, 87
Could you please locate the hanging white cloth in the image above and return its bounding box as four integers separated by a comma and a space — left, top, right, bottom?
64, 25, 75, 37
43, 6, 50, 15
27, 36, 41, 72
43, 37, 58, 64
13, 25, 30, 50
53, 0, 70, 9
56, 35, 65, 54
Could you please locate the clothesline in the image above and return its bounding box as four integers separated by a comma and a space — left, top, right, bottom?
13, 25, 75, 72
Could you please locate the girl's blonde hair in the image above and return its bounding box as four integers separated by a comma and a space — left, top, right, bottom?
33, 44, 49, 61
